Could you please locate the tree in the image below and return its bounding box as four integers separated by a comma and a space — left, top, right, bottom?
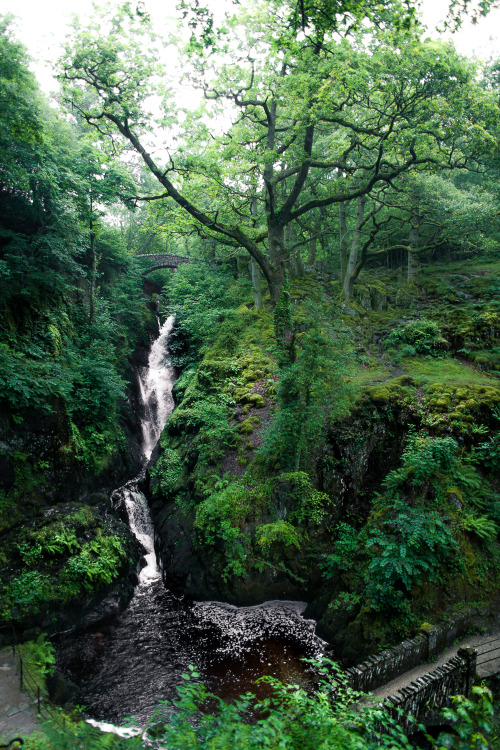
260, 301, 355, 471
71, 141, 136, 324
338, 171, 500, 293
0, 14, 42, 196
58, 1, 498, 306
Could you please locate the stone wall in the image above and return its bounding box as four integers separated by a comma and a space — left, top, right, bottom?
382, 647, 477, 735
345, 634, 429, 693
345, 606, 488, 693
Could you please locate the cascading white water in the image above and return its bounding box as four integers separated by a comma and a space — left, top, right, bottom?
122, 487, 160, 583
112, 314, 176, 584
137, 314, 176, 462
57, 311, 325, 729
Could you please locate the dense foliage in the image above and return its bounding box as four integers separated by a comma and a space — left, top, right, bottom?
0, 17, 150, 632
23, 664, 498, 749
1, 0, 500, 746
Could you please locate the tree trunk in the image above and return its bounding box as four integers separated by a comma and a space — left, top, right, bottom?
267, 221, 287, 304
407, 214, 419, 282
342, 195, 365, 299
89, 230, 96, 325
284, 223, 294, 277
308, 237, 316, 266
294, 251, 305, 277
250, 257, 263, 310
89, 195, 96, 326
339, 201, 348, 283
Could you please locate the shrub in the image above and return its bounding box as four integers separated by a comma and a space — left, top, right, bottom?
383, 319, 447, 356
259, 303, 355, 471
322, 523, 360, 577
364, 503, 458, 612
194, 480, 251, 578
151, 447, 183, 499
255, 520, 302, 555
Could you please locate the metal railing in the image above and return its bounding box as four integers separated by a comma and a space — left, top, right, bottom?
476, 637, 500, 666
1, 626, 111, 746
0, 624, 65, 727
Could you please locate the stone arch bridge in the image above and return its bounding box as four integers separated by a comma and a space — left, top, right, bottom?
134, 254, 193, 273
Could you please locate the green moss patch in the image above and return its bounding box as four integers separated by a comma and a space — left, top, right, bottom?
423, 382, 500, 430
402, 356, 496, 387
362, 375, 415, 405
0, 502, 136, 629
240, 418, 255, 435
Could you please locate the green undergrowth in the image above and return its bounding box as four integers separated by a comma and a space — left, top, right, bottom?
321, 429, 500, 646
152, 265, 355, 586
192, 472, 330, 581
23, 662, 498, 749
152, 257, 500, 648
0, 242, 155, 519
317, 260, 500, 647
0, 501, 137, 630
17, 633, 56, 696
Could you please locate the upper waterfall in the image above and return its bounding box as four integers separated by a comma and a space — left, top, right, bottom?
137, 314, 176, 462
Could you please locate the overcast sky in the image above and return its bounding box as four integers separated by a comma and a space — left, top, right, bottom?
2, 0, 500, 95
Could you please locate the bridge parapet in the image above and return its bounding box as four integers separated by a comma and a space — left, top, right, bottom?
134, 253, 193, 272
382, 648, 477, 735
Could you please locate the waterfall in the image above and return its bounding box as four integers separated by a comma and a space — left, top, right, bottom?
137, 315, 175, 462
112, 314, 175, 584
56, 312, 325, 728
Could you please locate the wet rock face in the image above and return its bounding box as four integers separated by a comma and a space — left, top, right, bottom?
319, 406, 408, 520
151, 494, 307, 605
313, 599, 368, 664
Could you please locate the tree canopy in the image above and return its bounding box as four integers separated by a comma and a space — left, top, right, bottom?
57, 0, 499, 305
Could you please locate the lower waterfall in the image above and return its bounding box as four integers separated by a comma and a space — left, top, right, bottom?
54, 315, 324, 727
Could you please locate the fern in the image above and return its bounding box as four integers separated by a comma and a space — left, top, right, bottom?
460, 513, 498, 542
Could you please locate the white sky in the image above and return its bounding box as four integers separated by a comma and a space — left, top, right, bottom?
1, 0, 500, 95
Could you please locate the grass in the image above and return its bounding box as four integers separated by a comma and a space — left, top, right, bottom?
401, 356, 497, 387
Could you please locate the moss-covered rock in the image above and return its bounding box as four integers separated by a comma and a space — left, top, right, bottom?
424, 383, 500, 432
247, 393, 266, 408
0, 498, 140, 636
240, 418, 254, 434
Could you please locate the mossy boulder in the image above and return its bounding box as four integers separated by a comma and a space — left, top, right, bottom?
362, 375, 415, 405
240, 419, 254, 435
242, 368, 265, 383
233, 387, 250, 403
247, 393, 265, 408
424, 383, 500, 430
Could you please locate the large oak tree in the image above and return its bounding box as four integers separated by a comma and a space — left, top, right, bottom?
59, 0, 498, 304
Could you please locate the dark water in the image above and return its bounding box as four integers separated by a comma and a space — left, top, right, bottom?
54, 315, 325, 728
55, 581, 323, 725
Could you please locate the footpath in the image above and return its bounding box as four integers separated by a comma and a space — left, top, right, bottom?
0, 648, 41, 745
372, 626, 500, 701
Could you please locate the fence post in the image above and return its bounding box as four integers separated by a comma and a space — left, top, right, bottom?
420, 623, 439, 660
19, 655, 23, 690
457, 646, 477, 698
